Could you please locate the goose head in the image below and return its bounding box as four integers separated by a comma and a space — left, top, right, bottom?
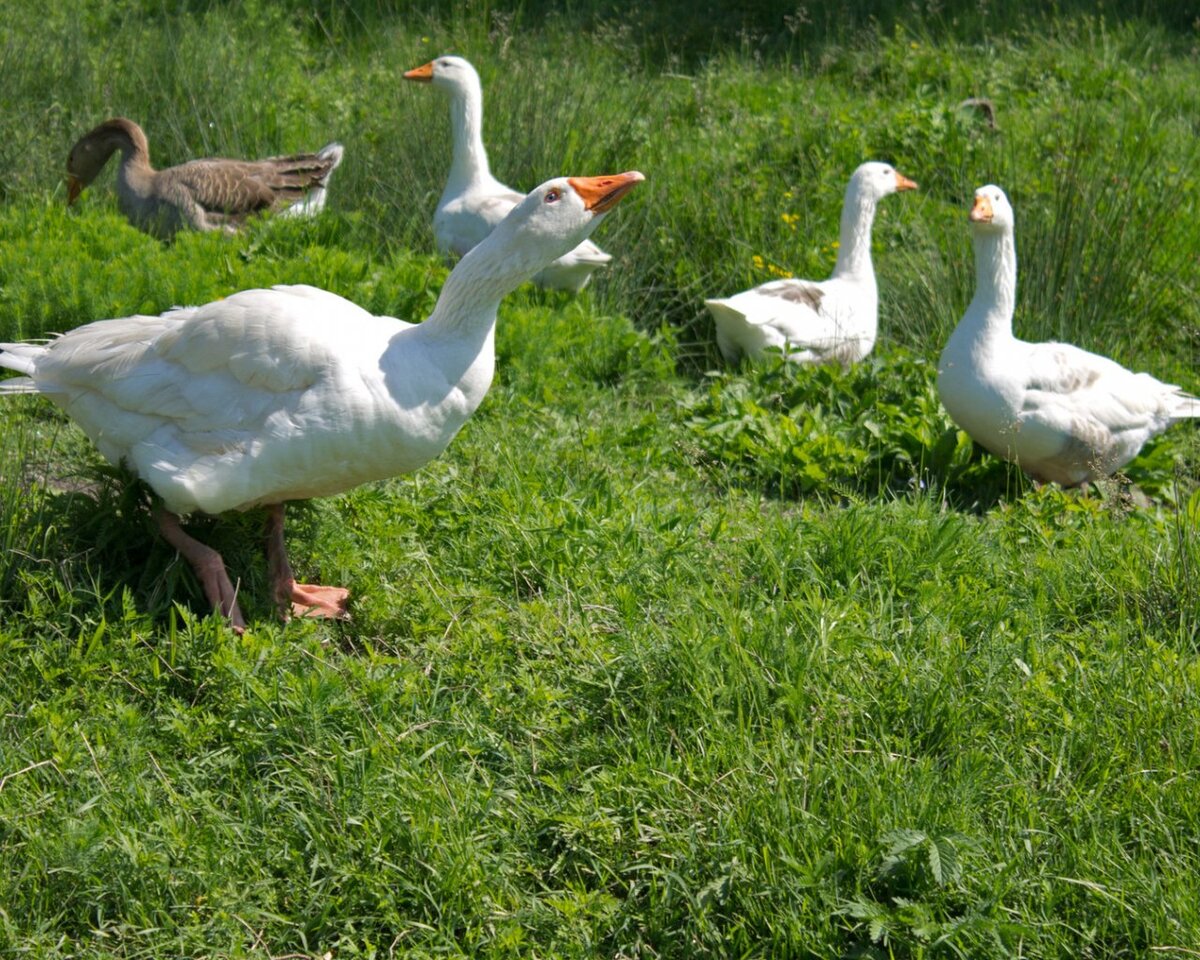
66, 117, 145, 204
848, 161, 919, 202
471, 171, 645, 275
969, 184, 1014, 233
403, 55, 480, 96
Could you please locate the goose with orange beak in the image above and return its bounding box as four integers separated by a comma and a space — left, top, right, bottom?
705, 161, 918, 365
403, 55, 616, 292
938, 184, 1199, 486
1, 171, 644, 631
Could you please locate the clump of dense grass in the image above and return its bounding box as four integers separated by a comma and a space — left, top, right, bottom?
2, 1, 1200, 957
684, 348, 1017, 504
684, 344, 1197, 508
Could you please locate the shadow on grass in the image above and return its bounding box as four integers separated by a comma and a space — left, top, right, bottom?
0, 461, 330, 632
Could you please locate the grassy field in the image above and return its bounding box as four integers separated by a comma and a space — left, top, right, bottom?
1, 2, 1199, 957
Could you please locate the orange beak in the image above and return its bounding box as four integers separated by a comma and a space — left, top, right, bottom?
895, 171, 918, 192
566, 171, 645, 214
403, 61, 434, 82
970, 194, 993, 223
67, 174, 84, 205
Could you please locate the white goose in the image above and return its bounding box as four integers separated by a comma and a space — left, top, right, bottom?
66, 118, 344, 239
705, 161, 918, 364
1, 171, 644, 631
404, 56, 613, 292
938, 185, 1199, 486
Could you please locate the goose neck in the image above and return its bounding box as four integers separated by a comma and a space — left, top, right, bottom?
446, 77, 492, 188
418, 234, 536, 341
831, 186, 878, 280
966, 226, 1018, 337
104, 136, 153, 208
110, 123, 153, 172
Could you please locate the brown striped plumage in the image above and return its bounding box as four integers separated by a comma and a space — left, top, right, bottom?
66, 117, 344, 239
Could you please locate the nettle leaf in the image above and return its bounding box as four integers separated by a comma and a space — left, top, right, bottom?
883, 828, 928, 857
837, 898, 886, 921
878, 828, 968, 888
927, 836, 946, 885
931, 835, 962, 885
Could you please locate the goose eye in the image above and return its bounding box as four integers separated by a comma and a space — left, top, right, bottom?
544, 189, 561, 204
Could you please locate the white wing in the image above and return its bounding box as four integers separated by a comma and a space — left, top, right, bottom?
706, 278, 871, 363
1023, 340, 1193, 433
17, 285, 408, 510
436, 186, 522, 257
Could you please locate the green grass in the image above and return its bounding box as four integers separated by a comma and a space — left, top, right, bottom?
2, 2, 1200, 957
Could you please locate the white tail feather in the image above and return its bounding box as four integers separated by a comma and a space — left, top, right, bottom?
1173, 394, 1200, 419
317, 141, 345, 175
0, 376, 38, 394
0, 343, 42, 377
281, 142, 344, 219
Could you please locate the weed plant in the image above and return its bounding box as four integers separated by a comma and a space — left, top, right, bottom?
0, 1, 1198, 957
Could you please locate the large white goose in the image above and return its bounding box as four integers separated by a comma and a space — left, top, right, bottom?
1, 171, 644, 631
938, 185, 1199, 486
705, 161, 918, 364
66, 117, 344, 239
404, 56, 613, 292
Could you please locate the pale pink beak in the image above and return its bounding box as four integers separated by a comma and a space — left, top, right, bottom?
970, 194, 994, 223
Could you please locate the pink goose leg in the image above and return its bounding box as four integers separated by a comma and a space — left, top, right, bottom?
264, 503, 351, 621
154, 506, 247, 633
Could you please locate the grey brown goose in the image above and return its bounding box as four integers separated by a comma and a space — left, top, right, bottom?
66, 117, 344, 239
